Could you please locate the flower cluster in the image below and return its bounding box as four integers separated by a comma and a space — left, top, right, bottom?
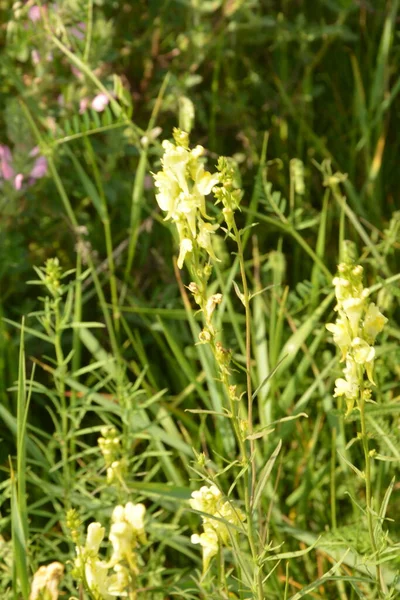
29, 562, 64, 600
326, 262, 387, 415
153, 128, 220, 268
98, 427, 125, 484
73, 502, 146, 599
0, 144, 47, 191
190, 485, 245, 572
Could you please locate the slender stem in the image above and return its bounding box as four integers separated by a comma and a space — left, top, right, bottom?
330, 426, 337, 530
231, 221, 264, 600
359, 389, 384, 595
192, 253, 263, 600
54, 300, 70, 506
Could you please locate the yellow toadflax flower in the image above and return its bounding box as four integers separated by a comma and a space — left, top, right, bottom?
190, 485, 245, 572
152, 129, 220, 269
326, 261, 387, 415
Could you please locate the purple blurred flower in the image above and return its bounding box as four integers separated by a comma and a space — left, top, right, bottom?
0, 145, 14, 180
71, 64, 83, 80
91, 93, 109, 112
14, 174, 24, 190
0, 145, 47, 189
31, 49, 40, 65
30, 156, 48, 179
28, 5, 41, 22
70, 22, 86, 40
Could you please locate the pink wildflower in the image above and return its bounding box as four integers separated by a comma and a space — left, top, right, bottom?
91, 93, 109, 112
30, 156, 48, 179
69, 22, 86, 40
28, 5, 41, 22
32, 50, 40, 65
0, 145, 14, 180
14, 174, 24, 190
79, 98, 89, 114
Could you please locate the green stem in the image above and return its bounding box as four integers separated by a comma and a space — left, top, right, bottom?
54, 300, 70, 506
330, 426, 337, 530
231, 221, 264, 600
359, 390, 384, 595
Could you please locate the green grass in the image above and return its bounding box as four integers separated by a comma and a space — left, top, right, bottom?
1, 1, 400, 599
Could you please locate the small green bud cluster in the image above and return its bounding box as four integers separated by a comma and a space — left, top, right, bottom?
190, 485, 245, 573
97, 427, 125, 485
73, 502, 146, 599
326, 261, 387, 415
290, 158, 305, 195
214, 156, 243, 232
43, 258, 63, 298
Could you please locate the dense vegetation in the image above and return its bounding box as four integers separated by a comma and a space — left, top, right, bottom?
1, 1, 400, 599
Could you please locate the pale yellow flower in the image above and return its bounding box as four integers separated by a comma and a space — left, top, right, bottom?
351, 337, 375, 365
85, 522, 105, 555
197, 219, 219, 261
177, 238, 193, 269
342, 297, 364, 335
29, 562, 64, 600
191, 527, 219, 573
84, 557, 113, 600
108, 564, 130, 597
124, 502, 147, 544
326, 317, 352, 359
190, 485, 222, 514
363, 303, 388, 343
